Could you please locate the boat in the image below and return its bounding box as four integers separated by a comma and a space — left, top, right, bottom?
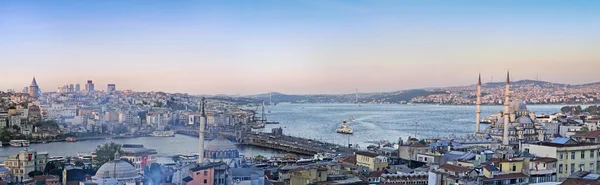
336, 120, 353, 134
66, 137, 77, 142
480, 115, 497, 124
265, 121, 279, 124
150, 131, 175, 137
9, 140, 30, 147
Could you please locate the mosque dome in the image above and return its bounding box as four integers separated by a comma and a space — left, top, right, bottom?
95, 159, 138, 179
205, 137, 237, 152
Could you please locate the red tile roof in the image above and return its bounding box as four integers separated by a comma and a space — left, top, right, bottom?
356, 151, 379, 158
572, 130, 600, 138
560, 178, 600, 185
440, 164, 471, 173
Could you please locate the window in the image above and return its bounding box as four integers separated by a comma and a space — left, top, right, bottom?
592, 150, 595, 158
512, 164, 517, 172
582, 151, 585, 159
204, 171, 208, 176
571, 163, 575, 173
591, 163, 595, 171
580, 164, 585, 171
572, 152, 576, 160
559, 152, 563, 159
204, 179, 207, 183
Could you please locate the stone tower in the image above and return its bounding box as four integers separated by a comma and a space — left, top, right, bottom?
29, 77, 39, 99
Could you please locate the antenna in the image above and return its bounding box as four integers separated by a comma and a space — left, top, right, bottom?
355, 88, 358, 104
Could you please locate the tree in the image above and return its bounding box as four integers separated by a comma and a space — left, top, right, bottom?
44, 161, 65, 176
0, 128, 14, 142
92, 142, 124, 169
28, 170, 43, 178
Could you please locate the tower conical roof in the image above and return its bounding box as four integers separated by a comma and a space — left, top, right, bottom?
30, 77, 38, 87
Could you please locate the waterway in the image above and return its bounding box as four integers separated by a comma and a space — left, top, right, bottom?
0, 103, 566, 162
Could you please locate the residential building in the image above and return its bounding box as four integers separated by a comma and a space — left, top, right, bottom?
428, 164, 478, 185
119, 144, 158, 174
559, 171, 600, 185
3, 149, 49, 182
571, 130, 600, 143
183, 162, 229, 185
481, 158, 529, 185
289, 167, 328, 185
355, 151, 388, 171
398, 137, 431, 161
526, 157, 558, 183
522, 137, 600, 180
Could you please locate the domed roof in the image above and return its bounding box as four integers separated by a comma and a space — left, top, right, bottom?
95, 160, 138, 179
509, 101, 528, 112
205, 137, 237, 151
517, 116, 533, 124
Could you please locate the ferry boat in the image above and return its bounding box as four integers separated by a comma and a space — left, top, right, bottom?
251, 122, 265, 129
336, 120, 353, 134
150, 131, 175, 137
480, 115, 497, 124
9, 140, 30, 147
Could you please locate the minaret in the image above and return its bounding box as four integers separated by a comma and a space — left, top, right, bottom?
198, 97, 206, 163
503, 71, 511, 146
476, 74, 482, 133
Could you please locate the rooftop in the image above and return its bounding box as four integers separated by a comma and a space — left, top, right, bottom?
483, 173, 528, 181
572, 130, 600, 138
440, 164, 471, 173
190, 162, 226, 172
355, 151, 378, 158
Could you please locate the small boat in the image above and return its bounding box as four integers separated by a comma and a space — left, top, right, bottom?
66, 137, 77, 142
336, 120, 353, 134
348, 116, 355, 121
480, 115, 497, 124
265, 121, 279, 124
251, 122, 266, 129
9, 140, 30, 147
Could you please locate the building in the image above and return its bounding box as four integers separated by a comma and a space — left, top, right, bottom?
522, 137, 600, 180
119, 144, 158, 174
182, 162, 228, 185
398, 137, 432, 161
571, 130, 600, 143
92, 151, 142, 185
75, 84, 80, 92
559, 171, 600, 185
289, 167, 328, 185
107, 84, 116, 93
428, 164, 478, 185
481, 158, 529, 185
85, 80, 94, 92
2, 149, 49, 182
526, 157, 558, 183
355, 151, 388, 171
29, 77, 39, 99
203, 137, 240, 168
476, 72, 551, 146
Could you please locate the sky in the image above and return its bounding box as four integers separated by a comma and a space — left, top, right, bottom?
1, 0, 599, 95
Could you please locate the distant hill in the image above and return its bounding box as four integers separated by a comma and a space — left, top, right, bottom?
248, 89, 446, 104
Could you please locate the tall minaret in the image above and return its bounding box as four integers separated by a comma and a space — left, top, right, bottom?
503, 71, 511, 146
476, 74, 482, 133
198, 97, 207, 163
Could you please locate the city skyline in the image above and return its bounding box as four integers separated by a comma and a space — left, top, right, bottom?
2, 0, 599, 94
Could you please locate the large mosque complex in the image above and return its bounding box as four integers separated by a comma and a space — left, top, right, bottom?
474, 72, 553, 146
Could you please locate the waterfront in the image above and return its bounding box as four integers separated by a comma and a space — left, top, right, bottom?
1, 103, 566, 162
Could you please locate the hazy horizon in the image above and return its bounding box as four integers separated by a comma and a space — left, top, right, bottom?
2, 1, 599, 94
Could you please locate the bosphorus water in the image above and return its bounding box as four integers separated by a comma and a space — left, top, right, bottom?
0, 103, 565, 162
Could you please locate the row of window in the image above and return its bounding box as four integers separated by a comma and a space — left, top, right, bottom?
558, 150, 596, 160
558, 162, 597, 174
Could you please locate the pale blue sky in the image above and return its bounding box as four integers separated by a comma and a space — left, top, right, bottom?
1, 1, 599, 94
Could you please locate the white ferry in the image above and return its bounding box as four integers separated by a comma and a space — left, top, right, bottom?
150, 131, 175, 137
336, 120, 353, 134
9, 140, 30, 147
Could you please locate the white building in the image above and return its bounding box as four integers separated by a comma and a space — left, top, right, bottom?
2, 149, 49, 182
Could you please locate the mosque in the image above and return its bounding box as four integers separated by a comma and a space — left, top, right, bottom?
198, 97, 241, 167
92, 151, 142, 185
475, 72, 552, 146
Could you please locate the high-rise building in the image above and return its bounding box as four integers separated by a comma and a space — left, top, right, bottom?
29, 77, 39, 99
85, 80, 94, 92
75, 84, 80, 92
107, 84, 116, 92
69, 84, 74, 92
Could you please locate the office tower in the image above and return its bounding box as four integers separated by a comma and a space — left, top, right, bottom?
75, 84, 80, 92
86, 80, 94, 92
107, 84, 116, 93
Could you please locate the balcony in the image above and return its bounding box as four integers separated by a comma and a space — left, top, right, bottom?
526, 169, 556, 175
